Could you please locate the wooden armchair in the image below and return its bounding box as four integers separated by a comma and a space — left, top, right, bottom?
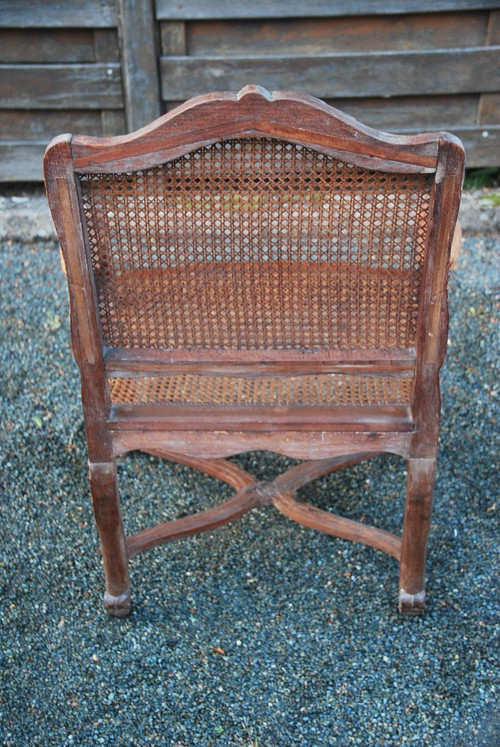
44, 85, 464, 617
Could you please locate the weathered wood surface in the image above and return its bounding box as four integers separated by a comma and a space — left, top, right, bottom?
0, 29, 115, 64
330, 96, 479, 130
69, 86, 445, 173
108, 403, 414, 433
451, 126, 500, 166
0, 110, 125, 140
0, 0, 116, 27
112, 430, 413, 461
0, 64, 122, 109
160, 48, 500, 100
479, 93, 500, 123
156, 0, 498, 20
181, 13, 489, 55
0, 143, 46, 181
1, 2, 498, 180
117, 0, 162, 130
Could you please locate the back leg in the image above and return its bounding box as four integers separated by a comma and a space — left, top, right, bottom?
399, 457, 437, 616
89, 461, 131, 617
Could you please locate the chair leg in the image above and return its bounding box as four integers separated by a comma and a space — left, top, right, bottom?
89, 461, 131, 617
399, 457, 436, 616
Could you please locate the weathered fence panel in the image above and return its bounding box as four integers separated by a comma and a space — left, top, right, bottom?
0, 0, 499, 180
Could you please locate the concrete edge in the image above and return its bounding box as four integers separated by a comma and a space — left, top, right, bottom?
0, 189, 499, 243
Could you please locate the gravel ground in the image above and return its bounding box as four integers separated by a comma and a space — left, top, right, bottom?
0, 234, 498, 746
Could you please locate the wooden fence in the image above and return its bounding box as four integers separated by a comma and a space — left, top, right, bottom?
0, 0, 499, 180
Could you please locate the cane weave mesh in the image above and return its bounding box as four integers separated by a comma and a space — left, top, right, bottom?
79, 138, 433, 352
108, 373, 413, 407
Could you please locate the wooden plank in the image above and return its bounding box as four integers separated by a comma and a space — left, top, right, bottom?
109, 403, 414, 432
117, 0, 162, 130
160, 48, 500, 100
0, 64, 122, 109
186, 13, 488, 56
0, 0, 116, 28
0, 110, 126, 141
0, 142, 45, 181
478, 12, 500, 126
0, 111, 110, 141
156, 1, 498, 21
0, 30, 97, 64
486, 9, 500, 45
113, 430, 412, 461
328, 95, 479, 131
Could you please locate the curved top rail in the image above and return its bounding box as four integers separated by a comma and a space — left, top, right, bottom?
45, 85, 462, 176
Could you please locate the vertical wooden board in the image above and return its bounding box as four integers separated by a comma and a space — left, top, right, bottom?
160, 22, 187, 55
117, 0, 162, 130
101, 110, 127, 136
486, 9, 500, 45
186, 13, 489, 56
478, 11, 500, 127
478, 93, 500, 124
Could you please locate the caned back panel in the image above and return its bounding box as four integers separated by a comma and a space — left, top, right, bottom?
78, 138, 433, 352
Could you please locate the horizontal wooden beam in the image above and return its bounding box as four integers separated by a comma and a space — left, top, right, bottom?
0, 0, 116, 28
0, 110, 125, 141
104, 347, 416, 368
113, 429, 412, 461
0, 29, 97, 64
160, 48, 500, 100
156, 0, 496, 21
0, 142, 45, 180
184, 13, 489, 56
109, 403, 414, 432
0, 64, 123, 109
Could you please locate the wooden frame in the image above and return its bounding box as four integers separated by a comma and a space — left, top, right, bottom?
44, 85, 464, 617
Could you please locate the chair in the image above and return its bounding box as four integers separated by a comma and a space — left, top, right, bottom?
44, 85, 464, 617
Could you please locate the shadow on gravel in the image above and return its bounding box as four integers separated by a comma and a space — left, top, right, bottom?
1, 235, 498, 746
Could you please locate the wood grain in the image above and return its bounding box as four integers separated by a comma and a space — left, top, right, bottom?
0, 30, 98, 64
185, 13, 488, 56
117, 0, 162, 130
160, 48, 500, 100
0, 0, 116, 27
155, 0, 496, 21
0, 64, 122, 109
